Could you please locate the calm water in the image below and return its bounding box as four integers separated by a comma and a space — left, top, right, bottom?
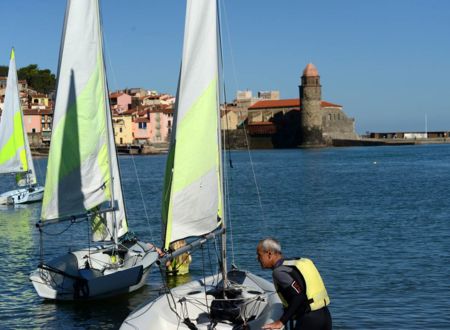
1, 145, 450, 329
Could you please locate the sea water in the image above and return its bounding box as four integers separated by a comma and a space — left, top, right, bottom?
0, 145, 449, 329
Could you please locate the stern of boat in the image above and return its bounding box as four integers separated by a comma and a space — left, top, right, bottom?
30, 244, 159, 301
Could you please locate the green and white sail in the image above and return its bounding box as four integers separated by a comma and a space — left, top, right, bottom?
41, 0, 128, 240
162, 0, 223, 250
0, 48, 37, 186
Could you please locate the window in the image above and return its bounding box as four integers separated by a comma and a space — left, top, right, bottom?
139, 122, 147, 129
32, 128, 36, 133
119, 127, 122, 133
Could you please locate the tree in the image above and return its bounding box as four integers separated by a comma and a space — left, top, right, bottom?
0, 65, 8, 77
17, 64, 56, 94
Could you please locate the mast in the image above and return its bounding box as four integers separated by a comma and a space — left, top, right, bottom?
95, 0, 118, 247
216, 0, 228, 286
14, 49, 30, 182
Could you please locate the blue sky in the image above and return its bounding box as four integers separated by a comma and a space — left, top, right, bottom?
1, 0, 449, 134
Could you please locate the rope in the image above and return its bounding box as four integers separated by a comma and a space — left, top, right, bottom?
217, 0, 236, 270
219, 0, 266, 229
200, 245, 210, 315
130, 156, 155, 242
158, 262, 184, 323
38, 219, 77, 236
87, 212, 91, 265
100, 8, 155, 243
39, 226, 44, 265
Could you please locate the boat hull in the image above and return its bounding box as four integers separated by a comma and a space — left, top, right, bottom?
30, 241, 159, 301
0, 186, 44, 205
121, 269, 283, 329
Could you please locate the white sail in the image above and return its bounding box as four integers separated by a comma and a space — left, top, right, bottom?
120, 1, 283, 327
41, 0, 128, 240
0, 48, 37, 186
162, 0, 222, 249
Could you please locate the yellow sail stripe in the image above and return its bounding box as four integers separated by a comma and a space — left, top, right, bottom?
164, 78, 219, 249
42, 54, 110, 217
0, 111, 27, 171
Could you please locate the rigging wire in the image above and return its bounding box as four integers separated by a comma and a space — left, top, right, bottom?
101, 20, 155, 244
158, 263, 184, 322
33, 156, 44, 185
201, 245, 210, 314
218, 0, 236, 268
129, 157, 155, 242
220, 0, 267, 227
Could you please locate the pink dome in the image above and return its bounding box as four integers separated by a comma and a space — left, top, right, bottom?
303, 63, 319, 77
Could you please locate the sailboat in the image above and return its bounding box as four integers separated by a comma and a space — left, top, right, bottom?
29, 0, 159, 301
0, 49, 44, 205
121, 0, 282, 328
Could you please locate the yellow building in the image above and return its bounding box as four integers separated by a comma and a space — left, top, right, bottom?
112, 109, 134, 145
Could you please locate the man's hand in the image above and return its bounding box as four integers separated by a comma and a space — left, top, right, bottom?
261, 320, 284, 329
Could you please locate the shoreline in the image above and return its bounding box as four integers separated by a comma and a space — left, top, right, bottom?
30, 137, 450, 157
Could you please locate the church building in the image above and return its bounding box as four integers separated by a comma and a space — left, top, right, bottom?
247, 63, 358, 148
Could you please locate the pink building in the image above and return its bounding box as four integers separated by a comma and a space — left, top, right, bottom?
23, 110, 42, 133
132, 107, 152, 144
23, 109, 53, 145
110, 92, 132, 113
130, 105, 173, 144
147, 105, 173, 143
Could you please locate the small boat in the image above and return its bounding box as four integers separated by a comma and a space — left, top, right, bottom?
121, 1, 283, 328
29, 0, 158, 301
0, 48, 44, 205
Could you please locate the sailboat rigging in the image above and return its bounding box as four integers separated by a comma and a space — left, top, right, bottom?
121, 0, 282, 328
29, 0, 159, 301
0, 48, 44, 205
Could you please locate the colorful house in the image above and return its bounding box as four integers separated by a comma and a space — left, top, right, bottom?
109, 91, 132, 113
112, 108, 134, 145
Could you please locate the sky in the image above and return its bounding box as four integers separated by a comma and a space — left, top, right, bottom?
1, 0, 450, 134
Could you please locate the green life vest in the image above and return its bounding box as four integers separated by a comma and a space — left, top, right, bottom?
166, 254, 191, 276
278, 258, 330, 312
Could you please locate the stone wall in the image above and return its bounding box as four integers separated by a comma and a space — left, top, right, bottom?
322, 107, 359, 141
222, 129, 248, 149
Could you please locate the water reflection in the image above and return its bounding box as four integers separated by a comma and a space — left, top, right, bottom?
0, 204, 40, 327
1, 148, 450, 328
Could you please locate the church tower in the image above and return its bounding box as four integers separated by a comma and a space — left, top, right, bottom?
299, 63, 324, 147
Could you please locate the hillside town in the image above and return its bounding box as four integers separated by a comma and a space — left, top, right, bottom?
4, 63, 448, 154
0, 63, 366, 154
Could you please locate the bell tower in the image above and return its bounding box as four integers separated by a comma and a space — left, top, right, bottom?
299, 63, 324, 147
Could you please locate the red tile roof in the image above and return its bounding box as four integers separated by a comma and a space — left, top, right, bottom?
248, 98, 341, 110
109, 92, 127, 98
23, 109, 53, 115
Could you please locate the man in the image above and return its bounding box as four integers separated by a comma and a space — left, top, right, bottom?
257, 238, 332, 330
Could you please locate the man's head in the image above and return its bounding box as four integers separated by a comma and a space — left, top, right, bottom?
257, 237, 282, 269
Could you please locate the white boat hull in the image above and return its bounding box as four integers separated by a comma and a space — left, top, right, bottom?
121, 269, 284, 329
0, 185, 44, 205
30, 241, 159, 301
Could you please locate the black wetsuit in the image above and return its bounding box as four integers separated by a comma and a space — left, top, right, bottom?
272, 258, 332, 330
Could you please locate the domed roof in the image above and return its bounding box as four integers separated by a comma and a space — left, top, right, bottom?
302, 63, 319, 77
